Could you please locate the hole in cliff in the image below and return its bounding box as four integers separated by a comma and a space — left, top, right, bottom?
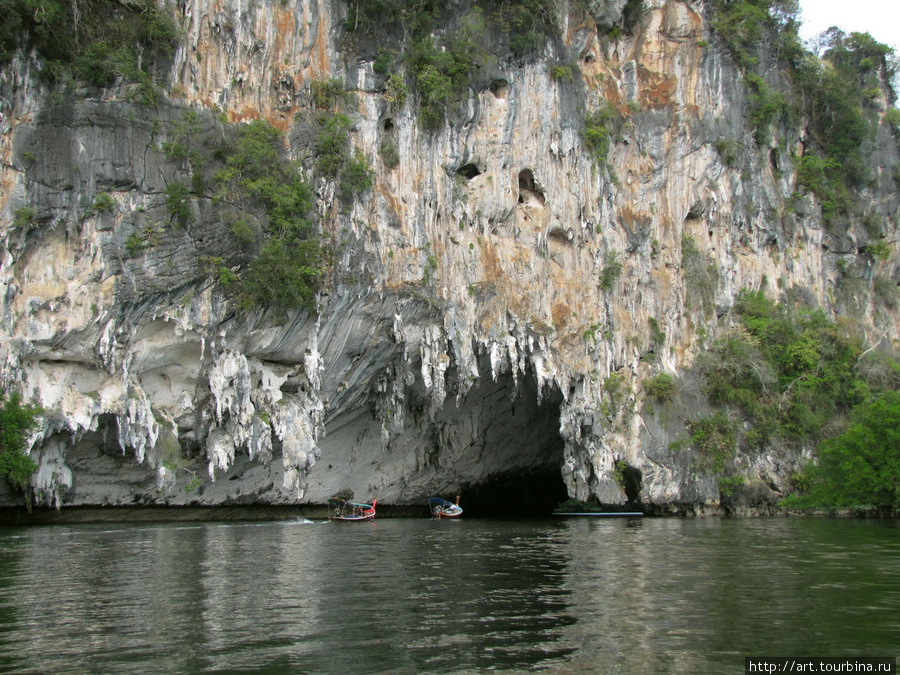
462, 466, 568, 518
548, 227, 573, 245
447, 357, 567, 518
489, 79, 508, 99
615, 460, 643, 504
314, 352, 567, 517
383, 118, 395, 132
457, 163, 482, 180
518, 169, 545, 206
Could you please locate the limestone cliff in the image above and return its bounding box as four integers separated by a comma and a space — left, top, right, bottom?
1, 0, 898, 514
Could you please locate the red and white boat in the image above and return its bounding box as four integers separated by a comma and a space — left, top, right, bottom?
328, 497, 377, 522
428, 496, 462, 518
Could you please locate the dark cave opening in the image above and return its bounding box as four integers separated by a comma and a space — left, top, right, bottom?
435, 354, 568, 518
456, 163, 482, 180
315, 347, 569, 518
615, 460, 643, 505
461, 466, 569, 518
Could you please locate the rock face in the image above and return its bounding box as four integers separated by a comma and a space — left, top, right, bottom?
1, 0, 898, 513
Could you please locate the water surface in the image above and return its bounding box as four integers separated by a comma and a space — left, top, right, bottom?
0, 517, 897, 673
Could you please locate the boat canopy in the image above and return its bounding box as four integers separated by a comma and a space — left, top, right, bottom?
427, 497, 455, 508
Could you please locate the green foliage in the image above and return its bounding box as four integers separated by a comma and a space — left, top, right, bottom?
744, 73, 786, 143
603, 371, 629, 415
13, 207, 37, 229
242, 238, 322, 312
613, 460, 627, 490
406, 30, 479, 128
599, 251, 623, 291
217, 119, 314, 242
380, 138, 400, 170
0, 0, 178, 89
709, 0, 798, 70
373, 49, 396, 75
681, 235, 719, 314
315, 114, 354, 178
214, 119, 322, 311
709, 1, 892, 229
125, 222, 165, 257
793, 154, 850, 224
699, 289, 891, 450
490, 0, 557, 57
718, 474, 745, 498
873, 276, 899, 310
93, 192, 115, 214
161, 110, 209, 167
554, 497, 604, 513
788, 30, 896, 225
687, 411, 737, 474
0, 389, 40, 493
315, 114, 374, 200
621, 0, 645, 33
230, 218, 257, 245
343, 0, 439, 35
339, 149, 374, 200
126, 232, 145, 257
714, 139, 742, 168
862, 241, 891, 261
798, 62, 870, 188
346, 1, 559, 129
784, 391, 900, 514
310, 78, 347, 109
383, 74, 408, 108
164, 181, 192, 227
886, 108, 900, 135
645, 373, 676, 402
648, 317, 666, 346
583, 105, 621, 166
201, 256, 238, 286
550, 64, 574, 82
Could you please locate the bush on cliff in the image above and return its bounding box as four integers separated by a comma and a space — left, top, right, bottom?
0, 0, 177, 89
0, 389, 40, 494
783, 391, 900, 515
215, 119, 323, 312
700, 289, 871, 448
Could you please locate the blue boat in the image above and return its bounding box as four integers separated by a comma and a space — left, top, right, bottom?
428, 496, 462, 518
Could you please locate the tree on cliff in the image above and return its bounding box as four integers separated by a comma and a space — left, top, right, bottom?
0, 389, 39, 495
785, 391, 900, 515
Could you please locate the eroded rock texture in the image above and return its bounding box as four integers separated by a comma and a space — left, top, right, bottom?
1, 0, 898, 513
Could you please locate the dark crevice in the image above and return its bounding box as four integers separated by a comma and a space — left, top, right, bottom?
447, 355, 566, 518
615, 460, 643, 505
457, 163, 482, 180
462, 467, 567, 518
518, 169, 545, 206
489, 79, 508, 98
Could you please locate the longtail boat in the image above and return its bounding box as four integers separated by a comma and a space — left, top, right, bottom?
428, 496, 462, 518
328, 498, 377, 522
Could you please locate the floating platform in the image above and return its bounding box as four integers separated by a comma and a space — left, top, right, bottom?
553, 512, 644, 517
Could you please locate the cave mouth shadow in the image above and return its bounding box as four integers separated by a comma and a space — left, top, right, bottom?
438, 355, 568, 519
461, 466, 569, 518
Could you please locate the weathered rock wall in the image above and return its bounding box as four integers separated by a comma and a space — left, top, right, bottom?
1, 0, 898, 512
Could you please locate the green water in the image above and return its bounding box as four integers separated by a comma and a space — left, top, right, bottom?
0, 517, 897, 673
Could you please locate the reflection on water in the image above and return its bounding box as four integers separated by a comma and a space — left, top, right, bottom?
0, 517, 898, 673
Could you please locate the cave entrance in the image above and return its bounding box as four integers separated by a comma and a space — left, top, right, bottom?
460, 466, 568, 518
313, 348, 568, 517
428, 353, 568, 518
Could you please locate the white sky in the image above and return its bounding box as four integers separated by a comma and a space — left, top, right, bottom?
798, 0, 899, 52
